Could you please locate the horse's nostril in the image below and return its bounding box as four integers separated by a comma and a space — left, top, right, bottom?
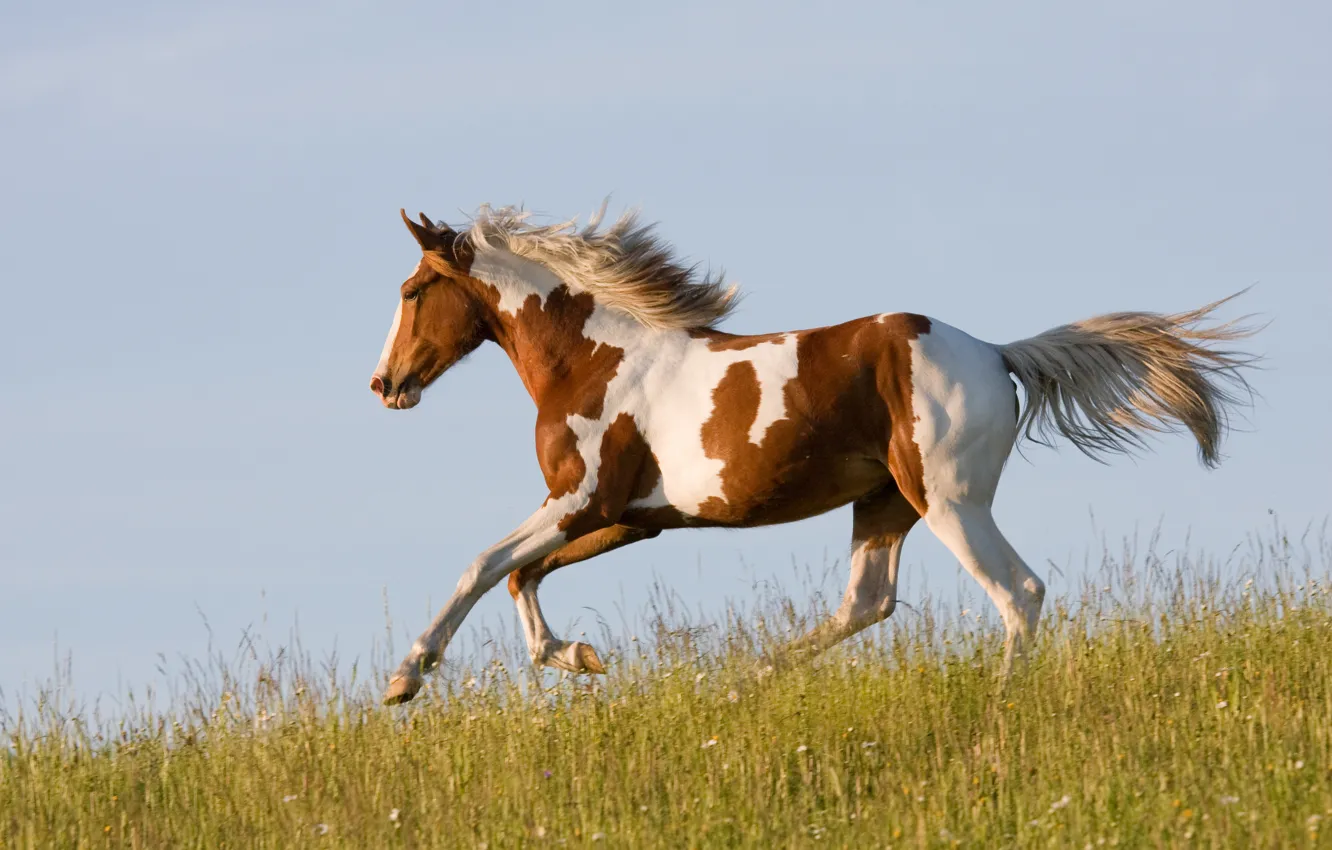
370, 375, 390, 396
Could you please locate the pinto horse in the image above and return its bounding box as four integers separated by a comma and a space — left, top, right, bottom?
370, 203, 1257, 705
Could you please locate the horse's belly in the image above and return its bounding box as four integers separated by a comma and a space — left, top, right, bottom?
626, 442, 890, 529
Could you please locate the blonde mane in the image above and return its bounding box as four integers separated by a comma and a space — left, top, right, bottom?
456, 202, 741, 331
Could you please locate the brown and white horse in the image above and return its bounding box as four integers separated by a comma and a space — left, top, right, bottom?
370, 203, 1257, 705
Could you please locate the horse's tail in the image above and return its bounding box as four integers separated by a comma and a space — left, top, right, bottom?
998, 291, 1262, 469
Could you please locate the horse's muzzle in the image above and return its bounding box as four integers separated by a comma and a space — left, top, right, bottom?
370, 374, 421, 410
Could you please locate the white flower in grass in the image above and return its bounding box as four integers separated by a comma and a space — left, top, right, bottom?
1217, 700, 1229, 709
282, 794, 298, 803
1049, 794, 1072, 812
1219, 795, 1239, 805
727, 690, 739, 703
1295, 760, 1305, 770
591, 833, 606, 841
796, 745, 809, 753
389, 808, 401, 824
313, 823, 329, 835
701, 737, 718, 749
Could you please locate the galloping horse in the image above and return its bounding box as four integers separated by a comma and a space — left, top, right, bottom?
370, 203, 1257, 705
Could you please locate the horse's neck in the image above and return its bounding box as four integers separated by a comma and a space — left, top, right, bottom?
469, 251, 652, 408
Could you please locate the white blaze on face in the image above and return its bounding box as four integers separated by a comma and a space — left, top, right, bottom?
374, 260, 422, 378
375, 301, 403, 377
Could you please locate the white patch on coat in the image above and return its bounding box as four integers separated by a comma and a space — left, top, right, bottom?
470, 249, 563, 317
747, 335, 800, 445
906, 321, 1017, 512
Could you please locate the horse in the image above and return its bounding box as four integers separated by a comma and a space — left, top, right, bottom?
369, 202, 1258, 705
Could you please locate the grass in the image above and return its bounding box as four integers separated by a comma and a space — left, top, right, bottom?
4, 522, 1332, 848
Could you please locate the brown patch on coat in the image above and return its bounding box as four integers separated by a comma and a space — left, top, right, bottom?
683, 313, 933, 526
688, 329, 790, 352
875, 313, 931, 516
504, 287, 623, 418
480, 285, 624, 501
557, 412, 651, 537
851, 483, 921, 548
507, 524, 659, 598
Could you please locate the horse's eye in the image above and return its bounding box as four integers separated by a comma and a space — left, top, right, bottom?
403, 289, 420, 303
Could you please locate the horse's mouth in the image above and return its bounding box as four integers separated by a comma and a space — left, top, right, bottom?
383, 384, 422, 410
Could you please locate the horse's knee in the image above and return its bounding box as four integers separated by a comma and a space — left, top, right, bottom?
876, 595, 897, 621
1022, 575, 1046, 607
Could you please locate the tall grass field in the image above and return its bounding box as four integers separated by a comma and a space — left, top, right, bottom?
4, 524, 1332, 848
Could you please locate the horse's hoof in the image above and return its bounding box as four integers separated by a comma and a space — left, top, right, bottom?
575, 642, 607, 675
382, 676, 422, 705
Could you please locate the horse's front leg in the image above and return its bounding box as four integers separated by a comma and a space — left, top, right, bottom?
382, 498, 606, 705
509, 524, 660, 674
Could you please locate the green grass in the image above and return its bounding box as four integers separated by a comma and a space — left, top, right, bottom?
4, 524, 1332, 848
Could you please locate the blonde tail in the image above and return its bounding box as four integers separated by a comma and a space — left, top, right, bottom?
1000, 291, 1262, 468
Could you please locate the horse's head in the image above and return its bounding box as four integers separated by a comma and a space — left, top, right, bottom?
370, 210, 491, 410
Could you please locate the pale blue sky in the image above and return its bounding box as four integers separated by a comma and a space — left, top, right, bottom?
2, 1, 1329, 702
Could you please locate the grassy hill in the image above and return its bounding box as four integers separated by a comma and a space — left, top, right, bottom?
4, 526, 1331, 848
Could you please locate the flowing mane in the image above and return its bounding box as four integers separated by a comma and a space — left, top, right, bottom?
456, 202, 741, 331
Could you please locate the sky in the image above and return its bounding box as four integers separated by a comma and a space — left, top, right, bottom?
2, 0, 1329, 705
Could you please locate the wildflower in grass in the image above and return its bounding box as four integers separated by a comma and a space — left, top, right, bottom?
727, 690, 739, 703
1219, 795, 1239, 805
544, 770, 553, 779
1050, 794, 1072, 812
702, 737, 718, 749
591, 833, 606, 841
1295, 760, 1305, 770
1217, 700, 1229, 709
389, 808, 400, 823
282, 795, 298, 803
796, 744, 809, 753
313, 823, 329, 835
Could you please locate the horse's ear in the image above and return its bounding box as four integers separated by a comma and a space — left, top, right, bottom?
401, 208, 455, 252
419, 212, 455, 236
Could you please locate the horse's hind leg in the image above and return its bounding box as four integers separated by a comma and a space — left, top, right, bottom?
925, 502, 1045, 675
785, 486, 920, 656
508, 525, 659, 674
